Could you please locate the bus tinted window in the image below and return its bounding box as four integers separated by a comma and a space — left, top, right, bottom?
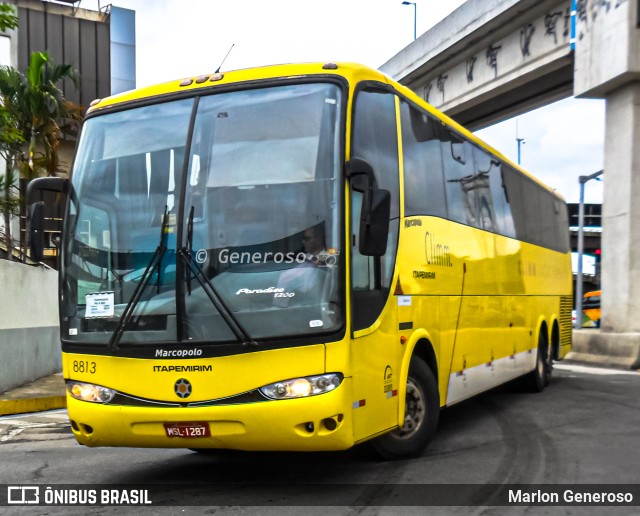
473, 147, 516, 237
400, 102, 447, 218
502, 164, 569, 252
502, 165, 527, 241
442, 132, 477, 227
468, 145, 497, 233
555, 198, 570, 251
351, 89, 400, 219
351, 89, 400, 330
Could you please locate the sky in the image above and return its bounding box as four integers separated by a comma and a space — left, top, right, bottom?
95, 0, 604, 204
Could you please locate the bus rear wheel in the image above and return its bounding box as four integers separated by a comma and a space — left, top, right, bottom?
527, 330, 549, 392
371, 355, 439, 460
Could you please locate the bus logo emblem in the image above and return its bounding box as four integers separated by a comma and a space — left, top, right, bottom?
174, 378, 192, 399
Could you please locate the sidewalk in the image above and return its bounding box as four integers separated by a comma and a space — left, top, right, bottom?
0, 372, 66, 416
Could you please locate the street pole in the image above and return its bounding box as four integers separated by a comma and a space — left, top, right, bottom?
516, 119, 524, 165
402, 1, 417, 41
517, 138, 524, 165
412, 2, 416, 41
575, 170, 603, 329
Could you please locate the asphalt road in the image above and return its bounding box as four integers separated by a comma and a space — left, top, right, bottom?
1, 361, 639, 515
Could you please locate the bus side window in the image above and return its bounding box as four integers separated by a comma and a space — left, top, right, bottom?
501, 165, 567, 252
469, 146, 497, 232
442, 132, 476, 227
350, 88, 400, 331
488, 159, 516, 239
400, 101, 446, 218
472, 146, 516, 236
502, 165, 527, 242
555, 198, 570, 252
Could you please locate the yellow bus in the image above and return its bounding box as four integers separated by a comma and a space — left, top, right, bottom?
582, 290, 601, 328
27, 62, 572, 459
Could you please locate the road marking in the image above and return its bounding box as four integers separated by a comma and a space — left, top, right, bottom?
0, 428, 24, 442
555, 363, 639, 376
0, 409, 71, 443
0, 409, 67, 422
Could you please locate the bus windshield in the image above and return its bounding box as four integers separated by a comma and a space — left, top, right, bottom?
62, 82, 343, 346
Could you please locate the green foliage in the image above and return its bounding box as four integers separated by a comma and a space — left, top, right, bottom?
0, 50, 81, 261
0, 51, 81, 178
0, 168, 20, 215
0, 3, 18, 33
0, 105, 23, 154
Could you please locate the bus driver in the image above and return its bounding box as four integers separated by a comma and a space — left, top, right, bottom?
274, 225, 329, 306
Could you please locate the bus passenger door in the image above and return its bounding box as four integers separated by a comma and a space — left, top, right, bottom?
350, 191, 400, 442
349, 88, 401, 442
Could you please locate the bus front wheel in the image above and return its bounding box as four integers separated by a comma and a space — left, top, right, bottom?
371, 355, 439, 460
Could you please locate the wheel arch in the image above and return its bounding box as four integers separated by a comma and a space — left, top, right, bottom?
398, 330, 439, 428
534, 316, 550, 350
550, 318, 561, 361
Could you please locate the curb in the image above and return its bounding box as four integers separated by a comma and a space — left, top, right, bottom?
571, 330, 640, 370
0, 396, 66, 417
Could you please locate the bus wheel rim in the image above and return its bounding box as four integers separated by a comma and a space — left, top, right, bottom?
396, 378, 425, 439
537, 348, 545, 378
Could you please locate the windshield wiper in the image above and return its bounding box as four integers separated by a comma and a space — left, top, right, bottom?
108, 207, 169, 350
180, 206, 257, 347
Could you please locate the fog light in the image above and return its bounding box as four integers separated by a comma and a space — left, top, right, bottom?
323, 418, 337, 431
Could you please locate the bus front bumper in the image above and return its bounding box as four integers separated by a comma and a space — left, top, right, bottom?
66, 380, 355, 452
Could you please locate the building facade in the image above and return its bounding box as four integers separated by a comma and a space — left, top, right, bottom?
0, 0, 135, 264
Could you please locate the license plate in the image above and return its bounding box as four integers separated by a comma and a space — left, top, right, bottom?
163, 422, 211, 438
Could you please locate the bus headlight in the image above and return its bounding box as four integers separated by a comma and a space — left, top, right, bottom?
67, 381, 115, 403
259, 373, 343, 400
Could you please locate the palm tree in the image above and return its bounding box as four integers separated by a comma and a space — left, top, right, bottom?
0, 3, 18, 33
0, 51, 81, 260
22, 51, 80, 178
0, 2, 19, 259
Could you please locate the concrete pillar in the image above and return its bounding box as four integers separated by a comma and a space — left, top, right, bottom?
601, 83, 640, 335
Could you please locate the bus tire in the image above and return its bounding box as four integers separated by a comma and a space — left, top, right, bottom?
371, 355, 439, 460
527, 330, 549, 392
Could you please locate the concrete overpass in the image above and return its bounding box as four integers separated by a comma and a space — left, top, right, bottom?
381, 0, 640, 361
381, 0, 576, 130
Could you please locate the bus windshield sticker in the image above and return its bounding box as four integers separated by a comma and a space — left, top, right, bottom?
309, 320, 323, 328
85, 292, 115, 319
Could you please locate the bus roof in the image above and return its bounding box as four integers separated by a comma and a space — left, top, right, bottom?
87, 62, 387, 112
87, 61, 564, 202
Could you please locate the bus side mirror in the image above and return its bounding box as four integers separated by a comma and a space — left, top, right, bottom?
359, 189, 390, 256
29, 202, 45, 262
347, 158, 391, 257
26, 176, 69, 263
